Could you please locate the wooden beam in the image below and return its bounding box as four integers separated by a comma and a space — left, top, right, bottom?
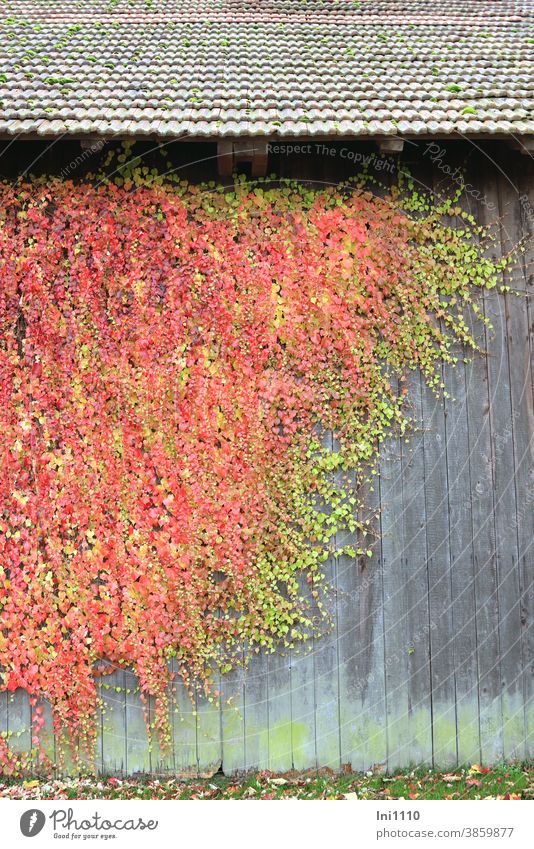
251, 140, 269, 177
80, 138, 100, 151
218, 139, 269, 177
217, 139, 234, 176
378, 137, 404, 154
233, 139, 256, 162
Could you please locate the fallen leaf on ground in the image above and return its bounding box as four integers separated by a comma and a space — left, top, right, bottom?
469, 764, 491, 775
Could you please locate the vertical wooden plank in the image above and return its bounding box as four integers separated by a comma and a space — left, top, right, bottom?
8, 689, 31, 756
100, 665, 127, 775
124, 669, 151, 774
221, 657, 246, 774
422, 375, 458, 767
243, 650, 269, 771
462, 163, 503, 764
482, 168, 526, 759
400, 371, 433, 766
171, 663, 197, 775
148, 673, 175, 774
443, 346, 481, 765
313, 558, 342, 770
196, 685, 222, 775
289, 639, 316, 771
0, 690, 8, 758
338, 464, 387, 772
313, 431, 341, 771
37, 697, 56, 767
379, 378, 409, 769
266, 648, 293, 773
288, 426, 320, 770
499, 161, 534, 758
95, 671, 104, 775
516, 160, 534, 758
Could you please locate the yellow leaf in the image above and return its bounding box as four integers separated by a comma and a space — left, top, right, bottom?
468, 763, 489, 775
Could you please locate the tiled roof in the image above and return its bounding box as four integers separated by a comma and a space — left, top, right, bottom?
0, 0, 533, 139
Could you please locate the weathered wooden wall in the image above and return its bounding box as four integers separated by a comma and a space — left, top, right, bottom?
1, 141, 533, 773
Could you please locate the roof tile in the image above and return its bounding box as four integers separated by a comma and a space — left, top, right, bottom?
0, 0, 532, 138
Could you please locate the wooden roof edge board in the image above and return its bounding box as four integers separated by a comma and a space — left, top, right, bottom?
1, 133, 532, 143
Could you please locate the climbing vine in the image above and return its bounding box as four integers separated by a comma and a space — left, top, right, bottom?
0, 169, 505, 771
